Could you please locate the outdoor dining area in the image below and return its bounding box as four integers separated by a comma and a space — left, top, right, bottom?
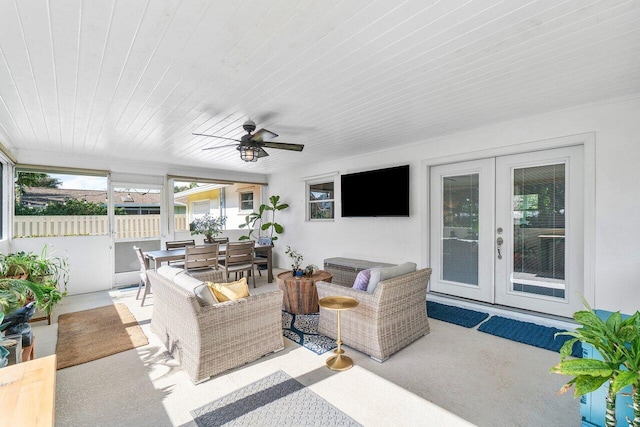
134, 239, 274, 306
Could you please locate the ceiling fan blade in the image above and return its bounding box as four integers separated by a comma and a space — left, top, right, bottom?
257, 147, 269, 158
252, 128, 278, 142
201, 143, 238, 151
192, 133, 241, 143
262, 141, 304, 152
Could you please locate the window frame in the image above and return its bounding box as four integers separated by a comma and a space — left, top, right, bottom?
306, 177, 335, 221
13, 166, 110, 238
239, 189, 254, 213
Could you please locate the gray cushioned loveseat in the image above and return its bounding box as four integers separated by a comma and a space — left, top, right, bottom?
148, 266, 284, 384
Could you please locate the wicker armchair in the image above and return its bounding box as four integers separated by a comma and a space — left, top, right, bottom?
316, 268, 432, 362
148, 269, 284, 383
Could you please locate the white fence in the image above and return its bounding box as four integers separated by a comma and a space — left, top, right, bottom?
14, 214, 188, 238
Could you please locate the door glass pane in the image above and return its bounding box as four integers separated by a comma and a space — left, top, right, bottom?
442, 174, 479, 285
511, 163, 565, 298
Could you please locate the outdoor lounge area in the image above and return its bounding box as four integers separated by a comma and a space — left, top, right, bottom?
26, 269, 578, 426
1, 1, 640, 426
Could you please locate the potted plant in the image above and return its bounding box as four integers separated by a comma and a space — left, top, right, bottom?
239, 195, 289, 242
285, 246, 304, 276
551, 298, 640, 427
0, 244, 68, 320
189, 214, 227, 243
1, 276, 50, 367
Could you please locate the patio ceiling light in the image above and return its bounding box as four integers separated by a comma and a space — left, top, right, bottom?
239, 145, 258, 162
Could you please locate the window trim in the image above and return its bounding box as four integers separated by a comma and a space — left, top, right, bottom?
239, 189, 254, 213
306, 177, 335, 222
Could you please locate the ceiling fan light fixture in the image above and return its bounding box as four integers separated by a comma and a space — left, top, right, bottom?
239, 145, 258, 162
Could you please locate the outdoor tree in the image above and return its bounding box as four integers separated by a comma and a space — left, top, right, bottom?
15, 171, 61, 199
174, 182, 198, 193
15, 199, 125, 216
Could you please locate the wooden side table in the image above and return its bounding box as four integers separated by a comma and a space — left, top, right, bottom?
276, 270, 333, 314
319, 296, 359, 371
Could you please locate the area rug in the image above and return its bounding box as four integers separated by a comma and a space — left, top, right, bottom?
426, 301, 490, 328
56, 303, 148, 369
478, 315, 582, 357
282, 311, 336, 355
191, 370, 362, 426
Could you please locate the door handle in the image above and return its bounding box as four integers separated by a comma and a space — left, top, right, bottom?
496, 237, 504, 260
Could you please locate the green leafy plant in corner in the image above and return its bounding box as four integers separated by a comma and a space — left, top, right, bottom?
551, 297, 640, 427
239, 195, 289, 242
0, 244, 69, 317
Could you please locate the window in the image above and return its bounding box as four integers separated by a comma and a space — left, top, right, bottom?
240, 190, 254, 211
192, 200, 211, 219
307, 180, 335, 220
14, 168, 109, 237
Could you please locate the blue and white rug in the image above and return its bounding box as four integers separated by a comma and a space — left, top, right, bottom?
281, 311, 336, 355
192, 370, 362, 426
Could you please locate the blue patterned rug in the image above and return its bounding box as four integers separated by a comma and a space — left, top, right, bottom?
426, 301, 490, 328
282, 311, 336, 355
192, 370, 361, 426
478, 315, 582, 357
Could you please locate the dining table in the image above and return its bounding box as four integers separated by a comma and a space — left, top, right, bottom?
143, 243, 274, 283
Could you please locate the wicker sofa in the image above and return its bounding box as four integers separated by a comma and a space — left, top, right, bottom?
148, 267, 284, 384
317, 267, 432, 362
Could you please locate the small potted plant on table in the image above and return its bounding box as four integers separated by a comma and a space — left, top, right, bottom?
285, 246, 304, 277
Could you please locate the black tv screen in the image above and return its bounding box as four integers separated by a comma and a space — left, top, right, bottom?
341, 165, 410, 217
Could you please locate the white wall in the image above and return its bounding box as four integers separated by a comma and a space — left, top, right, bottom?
10, 235, 112, 295
267, 95, 640, 315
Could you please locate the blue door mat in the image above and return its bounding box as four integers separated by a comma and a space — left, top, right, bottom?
478, 315, 582, 357
426, 301, 490, 328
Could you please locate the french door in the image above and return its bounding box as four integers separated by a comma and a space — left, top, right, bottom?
429, 146, 584, 318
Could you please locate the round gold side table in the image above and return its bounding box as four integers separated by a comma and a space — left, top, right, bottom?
318, 296, 359, 371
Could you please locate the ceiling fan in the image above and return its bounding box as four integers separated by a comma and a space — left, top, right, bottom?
193, 120, 304, 162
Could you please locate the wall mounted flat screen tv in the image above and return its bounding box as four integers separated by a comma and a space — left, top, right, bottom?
341, 165, 410, 217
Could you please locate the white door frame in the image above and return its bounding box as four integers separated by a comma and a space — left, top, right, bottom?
429, 158, 495, 302
422, 132, 596, 309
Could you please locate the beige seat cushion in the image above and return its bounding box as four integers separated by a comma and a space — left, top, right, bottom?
367, 262, 417, 293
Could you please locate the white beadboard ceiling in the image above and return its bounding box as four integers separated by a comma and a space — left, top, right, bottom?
0, 0, 638, 175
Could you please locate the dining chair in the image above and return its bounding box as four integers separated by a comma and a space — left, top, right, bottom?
211, 237, 229, 262
218, 241, 256, 288
165, 239, 195, 267
254, 237, 272, 277
184, 244, 219, 281
133, 246, 152, 306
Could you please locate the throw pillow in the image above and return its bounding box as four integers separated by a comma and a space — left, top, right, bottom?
193, 283, 218, 306
207, 277, 250, 302
352, 269, 372, 291
366, 262, 417, 293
